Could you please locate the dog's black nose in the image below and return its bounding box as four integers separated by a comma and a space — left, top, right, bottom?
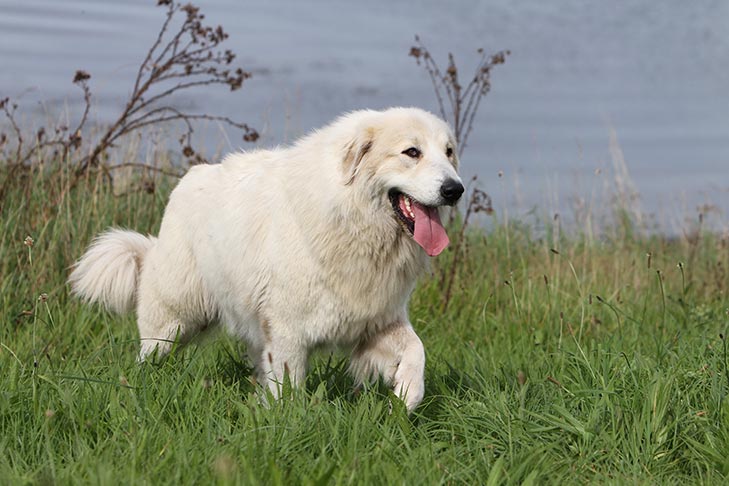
440, 179, 464, 204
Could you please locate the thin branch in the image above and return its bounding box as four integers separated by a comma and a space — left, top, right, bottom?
409, 38, 506, 307
105, 162, 185, 178
134, 0, 176, 95
409, 37, 508, 152
73, 0, 257, 174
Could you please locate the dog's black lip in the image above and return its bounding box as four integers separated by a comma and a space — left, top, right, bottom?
388, 189, 415, 234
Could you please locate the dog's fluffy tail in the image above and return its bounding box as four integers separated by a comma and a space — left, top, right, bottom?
69, 229, 156, 314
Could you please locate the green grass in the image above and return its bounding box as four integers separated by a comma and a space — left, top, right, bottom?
2, 160, 729, 485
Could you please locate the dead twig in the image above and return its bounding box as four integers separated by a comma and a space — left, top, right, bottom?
0, 1, 258, 214
409, 37, 508, 155
441, 180, 493, 311
410, 38, 506, 311
75, 0, 258, 175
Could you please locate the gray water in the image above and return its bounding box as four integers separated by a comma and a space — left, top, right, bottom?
2, 0, 728, 231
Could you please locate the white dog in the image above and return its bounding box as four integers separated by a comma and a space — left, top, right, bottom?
69, 107, 464, 412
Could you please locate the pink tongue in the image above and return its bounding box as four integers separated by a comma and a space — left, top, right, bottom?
411, 201, 449, 256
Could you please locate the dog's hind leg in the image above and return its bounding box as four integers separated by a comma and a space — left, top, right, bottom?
134, 237, 211, 362
135, 283, 204, 362
350, 321, 425, 413
136, 301, 189, 362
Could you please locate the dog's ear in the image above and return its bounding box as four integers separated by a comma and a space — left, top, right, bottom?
342, 131, 373, 185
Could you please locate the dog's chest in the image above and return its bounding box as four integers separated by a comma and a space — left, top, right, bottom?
275, 214, 427, 344
307, 260, 418, 345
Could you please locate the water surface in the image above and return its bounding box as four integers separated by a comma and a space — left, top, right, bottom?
2, 0, 728, 231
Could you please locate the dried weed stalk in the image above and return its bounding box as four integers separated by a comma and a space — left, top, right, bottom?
441, 179, 494, 311
409, 36, 508, 155
78, 0, 259, 173
410, 37, 506, 309
0, 0, 258, 210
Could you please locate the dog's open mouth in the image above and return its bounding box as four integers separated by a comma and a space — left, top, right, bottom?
388, 190, 449, 257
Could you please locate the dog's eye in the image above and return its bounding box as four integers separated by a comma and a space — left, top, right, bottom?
445, 147, 454, 157
402, 147, 421, 159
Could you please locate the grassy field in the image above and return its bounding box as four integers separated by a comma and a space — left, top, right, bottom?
2, 160, 729, 485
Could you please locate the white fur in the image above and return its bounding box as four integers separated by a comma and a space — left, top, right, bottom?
68, 229, 156, 314
69, 107, 462, 412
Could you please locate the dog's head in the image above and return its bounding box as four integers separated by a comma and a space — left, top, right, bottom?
341, 107, 464, 257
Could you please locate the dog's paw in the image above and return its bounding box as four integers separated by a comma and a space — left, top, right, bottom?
393, 365, 424, 413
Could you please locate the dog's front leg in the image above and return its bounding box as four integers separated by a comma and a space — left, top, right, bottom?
350, 321, 425, 412
257, 337, 308, 399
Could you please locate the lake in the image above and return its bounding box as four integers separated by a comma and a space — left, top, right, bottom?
2, 0, 728, 232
